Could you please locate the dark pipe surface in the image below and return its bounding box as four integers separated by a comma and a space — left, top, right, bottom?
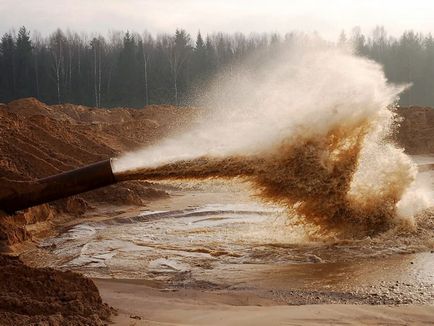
0, 159, 116, 214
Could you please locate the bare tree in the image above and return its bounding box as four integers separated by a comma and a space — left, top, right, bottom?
165, 29, 192, 106
106, 31, 123, 102
142, 32, 153, 106
64, 30, 75, 101
49, 29, 66, 104
31, 31, 43, 99
91, 36, 105, 108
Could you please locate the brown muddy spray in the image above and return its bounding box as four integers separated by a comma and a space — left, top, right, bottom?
113, 40, 432, 236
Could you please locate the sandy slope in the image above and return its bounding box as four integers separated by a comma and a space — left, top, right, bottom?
0, 98, 197, 249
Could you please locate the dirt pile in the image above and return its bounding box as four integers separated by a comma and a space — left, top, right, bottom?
0, 98, 197, 247
0, 205, 55, 253
0, 98, 197, 325
397, 107, 434, 154
0, 98, 199, 181
0, 255, 112, 325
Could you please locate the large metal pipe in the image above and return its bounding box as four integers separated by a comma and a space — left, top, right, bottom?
0, 159, 117, 214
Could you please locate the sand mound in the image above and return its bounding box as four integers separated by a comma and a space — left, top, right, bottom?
7, 98, 71, 121
0, 98, 198, 325
397, 106, 434, 154
0, 98, 199, 181
0, 255, 112, 325
0, 98, 198, 248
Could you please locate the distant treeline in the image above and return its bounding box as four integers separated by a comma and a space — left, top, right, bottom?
0, 26, 433, 107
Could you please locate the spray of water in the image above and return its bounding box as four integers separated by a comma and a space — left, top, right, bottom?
113, 40, 432, 236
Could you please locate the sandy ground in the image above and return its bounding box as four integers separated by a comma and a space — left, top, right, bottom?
15, 157, 434, 325
95, 279, 434, 325
20, 182, 434, 325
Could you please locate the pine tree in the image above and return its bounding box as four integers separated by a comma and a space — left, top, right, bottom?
114, 32, 139, 106
192, 31, 208, 85
2, 27, 434, 107
0, 33, 16, 100
166, 29, 192, 106
16, 26, 33, 98
205, 36, 217, 72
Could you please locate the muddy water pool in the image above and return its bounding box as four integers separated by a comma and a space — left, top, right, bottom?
22, 160, 434, 305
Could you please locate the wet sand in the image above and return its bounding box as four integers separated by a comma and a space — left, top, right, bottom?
95, 278, 434, 325
21, 185, 434, 324
22, 189, 434, 302
19, 157, 434, 325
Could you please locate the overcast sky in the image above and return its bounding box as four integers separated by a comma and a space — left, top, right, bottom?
1, 0, 434, 40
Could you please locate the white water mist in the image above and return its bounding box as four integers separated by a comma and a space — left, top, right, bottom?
113, 38, 432, 224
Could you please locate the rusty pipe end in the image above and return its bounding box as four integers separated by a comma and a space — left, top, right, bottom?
0, 158, 118, 214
